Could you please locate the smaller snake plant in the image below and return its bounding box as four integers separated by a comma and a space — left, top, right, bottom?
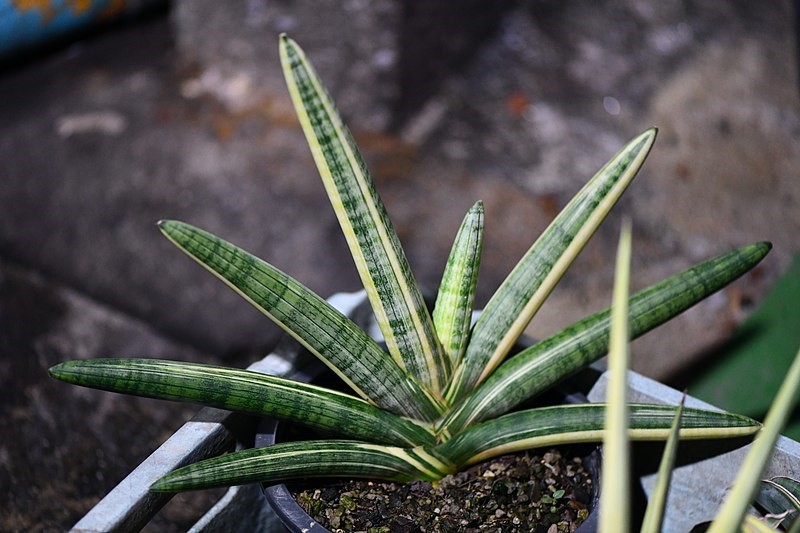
51, 36, 769, 495
599, 226, 800, 533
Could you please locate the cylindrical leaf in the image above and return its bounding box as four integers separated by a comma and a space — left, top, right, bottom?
433, 202, 484, 366
599, 222, 632, 533
446, 129, 657, 403
442, 242, 771, 434
640, 399, 685, 533
708, 346, 800, 533
150, 440, 453, 491
280, 35, 450, 393
160, 220, 443, 421
49, 359, 435, 447
437, 404, 759, 469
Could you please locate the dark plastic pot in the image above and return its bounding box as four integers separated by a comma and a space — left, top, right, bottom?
256, 416, 319, 531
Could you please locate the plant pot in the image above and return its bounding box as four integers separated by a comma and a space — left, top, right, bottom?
254, 343, 800, 532
251, 290, 607, 531
254, 341, 604, 531
256, 406, 602, 533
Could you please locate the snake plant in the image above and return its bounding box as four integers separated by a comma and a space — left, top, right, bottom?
599, 226, 800, 533
50, 36, 770, 494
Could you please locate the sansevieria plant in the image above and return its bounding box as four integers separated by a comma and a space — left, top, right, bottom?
51, 36, 770, 502
599, 224, 800, 533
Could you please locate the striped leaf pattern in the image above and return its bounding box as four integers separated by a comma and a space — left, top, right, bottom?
442, 241, 771, 433
48, 359, 435, 447
280, 35, 449, 393
754, 477, 800, 531
159, 220, 442, 421
433, 201, 484, 366
150, 440, 453, 492
149, 405, 755, 493
435, 404, 759, 469
46, 36, 783, 502
446, 129, 657, 403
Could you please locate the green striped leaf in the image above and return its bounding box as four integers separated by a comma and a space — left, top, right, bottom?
433, 201, 484, 366
150, 440, 453, 492
441, 242, 771, 433
600, 222, 632, 533
48, 359, 435, 447
446, 129, 657, 403
708, 345, 800, 533
280, 35, 449, 393
159, 220, 442, 421
755, 477, 800, 530
640, 397, 685, 533
435, 404, 759, 469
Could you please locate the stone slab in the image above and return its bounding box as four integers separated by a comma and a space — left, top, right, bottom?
0, 259, 222, 532
0, 15, 360, 356
172, 0, 514, 130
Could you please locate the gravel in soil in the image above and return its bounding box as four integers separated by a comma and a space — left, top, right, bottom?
292, 449, 594, 532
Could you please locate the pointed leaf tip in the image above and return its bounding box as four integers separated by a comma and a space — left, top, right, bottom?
157, 219, 182, 234
149, 478, 173, 493
158, 220, 184, 243
746, 241, 772, 262
279, 34, 298, 58
47, 363, 64, 380
433, 201, 485, 366
446, 128, 657, 401
281, 34, 449, 392
48, 360, 86, 384
637, 126, 658, 149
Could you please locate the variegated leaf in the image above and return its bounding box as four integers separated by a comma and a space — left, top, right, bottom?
48, 359, 435, 446
446, 129, 657, 402
159, 220, 443, 421
280, 35, 449, 393
435, 404, 759, 469
442, 242, 771, 433
433, 201, 484, 367
150, 440, 453, 491
640, 397, 685, 533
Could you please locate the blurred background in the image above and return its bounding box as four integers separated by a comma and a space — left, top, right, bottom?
1, 0, 798, 530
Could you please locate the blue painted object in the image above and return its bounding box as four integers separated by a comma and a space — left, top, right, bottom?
0, 0, 161, 59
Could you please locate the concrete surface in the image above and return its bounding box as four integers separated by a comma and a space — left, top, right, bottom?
1, 1, 798, 530
0, 259, 225, 531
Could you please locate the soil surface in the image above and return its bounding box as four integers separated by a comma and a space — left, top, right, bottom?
292, 449, 595, 532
